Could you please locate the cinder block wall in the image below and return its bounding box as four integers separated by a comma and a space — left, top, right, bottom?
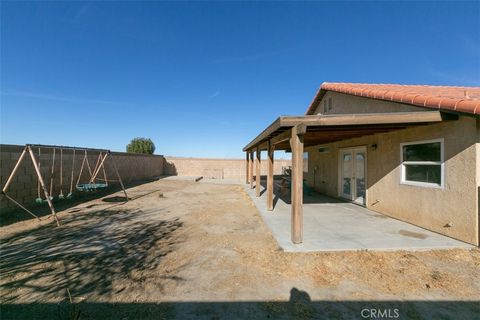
0, 144, 165, 212
1, 144, 292, 215
164, 157, 291, 181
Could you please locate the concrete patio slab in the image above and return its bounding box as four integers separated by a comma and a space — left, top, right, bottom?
244, 182, 472, 252
200, 178, 242, 185
158, 175, 204, 182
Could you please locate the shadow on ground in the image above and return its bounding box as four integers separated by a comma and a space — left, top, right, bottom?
255, 178, 344, 208
0, 207, 183, 303
101, 196, 130, 203
1, 291, 478, 319
0, 178, 162, 227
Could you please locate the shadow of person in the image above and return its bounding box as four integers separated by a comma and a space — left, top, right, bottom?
288, 287, 314, 318
289, 287, 312, 304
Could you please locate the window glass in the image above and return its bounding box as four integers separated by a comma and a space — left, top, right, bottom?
355, 152, 365, 199
401, 140, 443, 186
303, 152, 308, 173
403, 142, 441, 162
342, 153, 352, 195
405, 165, 441, 185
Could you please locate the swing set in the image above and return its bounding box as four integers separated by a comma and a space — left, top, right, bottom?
1, 144, 128, 226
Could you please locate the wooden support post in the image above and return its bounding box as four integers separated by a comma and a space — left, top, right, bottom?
49, 148, 56, 197
289, 124, 306, 244
91, 152, 103, 181
109, 152, 129, 200
249, 152, 254, 189
256, 146, 261, 197
245, 152, 249, 184
102, 163, 108, 186
267, 140, 275, 211
1, 147, 41, 221
90, 152, 109, 183
2, 147, 27, 193
3, 193, 40, 220
76, 152, 87, 186
28, 146, 60, 226
85, 151, 93, 177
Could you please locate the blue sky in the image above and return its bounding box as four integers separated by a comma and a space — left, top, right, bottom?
1, 1, 479, 158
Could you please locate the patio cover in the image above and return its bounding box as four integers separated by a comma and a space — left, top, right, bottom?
242, 110, 457, 244
243, 111, 456, 152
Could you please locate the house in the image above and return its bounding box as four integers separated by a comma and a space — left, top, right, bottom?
243, 83, 480, 246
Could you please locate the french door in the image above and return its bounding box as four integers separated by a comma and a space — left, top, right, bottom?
339, 147, 366, 205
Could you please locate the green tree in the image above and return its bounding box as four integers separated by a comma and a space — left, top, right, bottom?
126, 137, 156, 154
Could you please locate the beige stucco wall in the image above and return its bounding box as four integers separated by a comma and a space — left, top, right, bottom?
305, 116, 479, 246
164, 156, 291, 181
477, 119, 480, 244
312, 91, 426, 115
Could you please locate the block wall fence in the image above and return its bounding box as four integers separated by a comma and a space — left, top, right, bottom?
163, 157, 292, 180
0, 144, 292, 214
0, 144, 166, 212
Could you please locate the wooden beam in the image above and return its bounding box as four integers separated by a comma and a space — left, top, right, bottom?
243, 111, 449, 151
271, 129, 292, 146
245, 152, 249, 184
1, 146, 42, 221
27, 146, 60, 226
243, 117, 282, 151
27, 143, 109, 153
2, 147, 28, 193
256, 146, 261, 197
249, 151, 254, 189
267, 140, 275, 211
280, 111, 448, 127
109, 152, 129, 200
289, 125, 304, 244
257, 141, 268, 151
90, 152, 109, 183
296, 123, 307, 135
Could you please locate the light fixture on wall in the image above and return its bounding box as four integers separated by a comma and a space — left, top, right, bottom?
371, 143, 378, 151
318, 146, 330, 153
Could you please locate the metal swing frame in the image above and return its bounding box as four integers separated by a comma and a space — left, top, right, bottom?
1, 144, 128, 226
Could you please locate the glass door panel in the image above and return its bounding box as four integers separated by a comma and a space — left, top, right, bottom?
354, 151, 366, 205
340, 148, 367, 205
341, 152, 353, 199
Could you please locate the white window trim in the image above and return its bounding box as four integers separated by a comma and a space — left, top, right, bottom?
399, 138, 444, 189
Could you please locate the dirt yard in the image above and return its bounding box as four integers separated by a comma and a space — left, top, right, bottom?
1, 179, 479, 319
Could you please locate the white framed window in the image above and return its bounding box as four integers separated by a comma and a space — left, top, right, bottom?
400, 138, 444, 188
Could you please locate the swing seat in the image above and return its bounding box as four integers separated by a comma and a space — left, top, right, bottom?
76, 183, 108, 192
35, 196, 53, 204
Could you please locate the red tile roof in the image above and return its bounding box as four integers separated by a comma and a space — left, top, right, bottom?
306, 82, 480, 115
